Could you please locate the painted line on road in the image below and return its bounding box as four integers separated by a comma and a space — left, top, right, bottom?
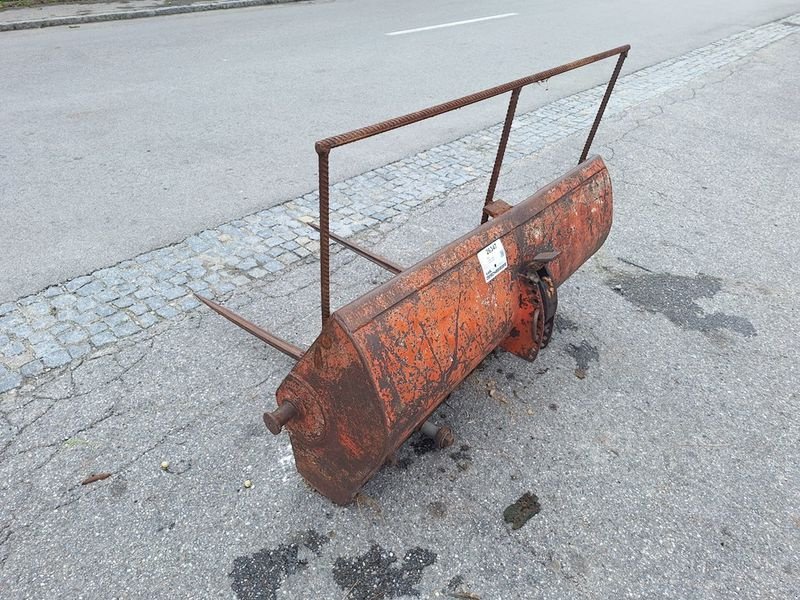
386, 13, 518, 36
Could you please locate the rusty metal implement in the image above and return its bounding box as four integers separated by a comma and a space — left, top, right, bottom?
198, 45, 629, 505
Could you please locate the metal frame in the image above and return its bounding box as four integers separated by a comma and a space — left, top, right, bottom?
314, 45, 629, 324
197, 45, 629, 358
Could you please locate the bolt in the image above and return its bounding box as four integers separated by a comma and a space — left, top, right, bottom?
263, 401, 298, 435
419, 420, 455, 449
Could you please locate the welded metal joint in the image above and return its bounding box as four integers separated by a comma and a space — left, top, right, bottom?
483, 199, 513, 220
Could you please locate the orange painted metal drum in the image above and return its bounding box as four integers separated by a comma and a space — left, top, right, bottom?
274, 156, 612, 504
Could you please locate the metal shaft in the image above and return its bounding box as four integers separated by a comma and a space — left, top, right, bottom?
483, 87, 521, 224
194, 294, 305, 360
419, 420, 455, 449
307, 222, 404, 274
315, 45, 630, 153
319, 151, 331, 325
263, 402, 298, 435
312, 45, 629, 325
579, 49, 629, 163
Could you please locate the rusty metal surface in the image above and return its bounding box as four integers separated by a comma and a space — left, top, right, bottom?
579, 49, 629, 163
315, 46, 629, 324
314, 46, 630, 153
81, 472, 112, 486
194, 294, 305, 360
482, 199, 513, 219
263, 401, 298, 435
275, 157, 612, 504
318, 151, 332, 324
419, 420, 455, 449
308, 221, 404, 275
483, 87, 521, 223
337, 157, 608, 327
197, 47, 628, 505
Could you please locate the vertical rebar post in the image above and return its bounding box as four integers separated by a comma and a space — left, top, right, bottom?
579, 50, 628, 164
483, 87, 522, 224
311, 45, 629, 326
318, 150, 331, 325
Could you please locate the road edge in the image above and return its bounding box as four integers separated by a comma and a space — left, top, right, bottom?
0, 0, 304, 31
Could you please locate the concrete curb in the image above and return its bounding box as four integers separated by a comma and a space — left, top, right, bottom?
0, 0, 302, 31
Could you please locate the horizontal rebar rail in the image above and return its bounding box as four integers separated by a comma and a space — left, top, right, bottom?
313, 45, 630, 324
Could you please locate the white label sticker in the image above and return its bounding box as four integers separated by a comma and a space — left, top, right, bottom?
477, 239, 508, 283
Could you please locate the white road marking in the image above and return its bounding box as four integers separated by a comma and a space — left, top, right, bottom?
386, 13, 518, 36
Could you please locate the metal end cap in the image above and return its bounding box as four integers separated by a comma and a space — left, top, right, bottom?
262, 401, 298, 435
435, 426, 455, 449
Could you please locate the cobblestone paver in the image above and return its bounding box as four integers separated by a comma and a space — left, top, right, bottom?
1, 15, 798, 393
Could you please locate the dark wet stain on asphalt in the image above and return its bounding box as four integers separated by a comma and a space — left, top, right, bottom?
393, 432, 436, 470
332, 544, 437, 599
565, 340, 599, 371
229, 530, 329, 600
449, 444, 471, 461
497, 366, 516, 381
503, 492, 541, 530
447, 575, 465, 591
410, 433, 437, 455
607, 270, 756, 337
395, 456, 414, 470
449, 444, 472, 471
428, 500, 447, 518
297, 529, 329, 555
554, 314, 579, 332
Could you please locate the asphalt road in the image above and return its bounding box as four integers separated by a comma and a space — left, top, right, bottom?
1, 31, 798, 598
1, 0, 798, 302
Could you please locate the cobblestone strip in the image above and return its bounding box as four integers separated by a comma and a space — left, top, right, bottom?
1, 15, 798, 393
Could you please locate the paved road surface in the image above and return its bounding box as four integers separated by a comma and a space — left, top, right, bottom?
1, 30, 798, 598
1, 0, 799, 301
